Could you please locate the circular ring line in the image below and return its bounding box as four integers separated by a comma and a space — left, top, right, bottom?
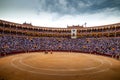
10, 53, 112, 76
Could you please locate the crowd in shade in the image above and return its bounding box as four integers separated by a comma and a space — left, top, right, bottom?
0, 35, 120, 57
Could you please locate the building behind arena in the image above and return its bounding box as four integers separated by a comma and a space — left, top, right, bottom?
0, 19, 120, 59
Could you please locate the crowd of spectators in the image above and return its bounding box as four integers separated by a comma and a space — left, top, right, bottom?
0, 35, 120, 57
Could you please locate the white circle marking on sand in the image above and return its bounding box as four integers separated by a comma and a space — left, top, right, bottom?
10, 53, 112, 76
18, 54, 104, 71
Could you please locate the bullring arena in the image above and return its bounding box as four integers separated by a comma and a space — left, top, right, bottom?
0, 19, 120, 80
0, 52, 120, 80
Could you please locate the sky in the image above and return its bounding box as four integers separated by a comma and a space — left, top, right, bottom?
0, 0, 120, 28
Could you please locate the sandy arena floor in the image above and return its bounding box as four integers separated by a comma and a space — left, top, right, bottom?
0, 52, 120, 80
